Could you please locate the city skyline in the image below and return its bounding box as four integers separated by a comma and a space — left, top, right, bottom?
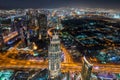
0, 0, 120, 9
0, 2, 120, 79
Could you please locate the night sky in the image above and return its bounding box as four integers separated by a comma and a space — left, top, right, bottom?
0, 0, 120, 9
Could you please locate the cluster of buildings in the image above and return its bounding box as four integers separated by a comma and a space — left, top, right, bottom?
0, 8, 120, 80
0, 9, 48, 51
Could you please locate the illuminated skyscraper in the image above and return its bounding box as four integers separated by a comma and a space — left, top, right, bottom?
56, 17, 63, 30
48, 33, 61, 79
81, 56, 93, 80
0, 34, 4, 51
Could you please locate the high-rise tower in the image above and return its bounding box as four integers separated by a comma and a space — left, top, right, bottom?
37, 14, 47, 39
48, 33, 61, 79
81, 56, 93, 80
56, 17, 63, 30
0, 34, 4, 51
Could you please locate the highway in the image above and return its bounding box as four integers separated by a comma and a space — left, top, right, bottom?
0, 27, 120, 73
3, 31, 18, 43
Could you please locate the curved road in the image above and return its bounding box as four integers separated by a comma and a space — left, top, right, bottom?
0, 27, 120, 73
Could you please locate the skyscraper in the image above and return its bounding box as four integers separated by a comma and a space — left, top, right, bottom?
0, 34, 4, 51
56, 17, 63, 30
37, 14, 47, 39
48, 33, 61, 79
81, 56, 93, 80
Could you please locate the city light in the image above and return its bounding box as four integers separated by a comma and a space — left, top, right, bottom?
0, 1, 120, 79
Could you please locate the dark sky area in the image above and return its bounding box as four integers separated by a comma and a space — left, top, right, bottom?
0, 0, 120, 9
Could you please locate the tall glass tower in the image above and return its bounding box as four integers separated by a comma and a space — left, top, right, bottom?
81, 56, 93, 80
48, 33, 61, 79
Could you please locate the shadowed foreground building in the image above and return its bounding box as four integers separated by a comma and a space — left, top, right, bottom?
37, 14, 47, 39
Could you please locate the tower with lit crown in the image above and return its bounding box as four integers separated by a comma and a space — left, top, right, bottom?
81, 56, 93, 80
48, 33, 61, 79
56, 17, 63, 30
